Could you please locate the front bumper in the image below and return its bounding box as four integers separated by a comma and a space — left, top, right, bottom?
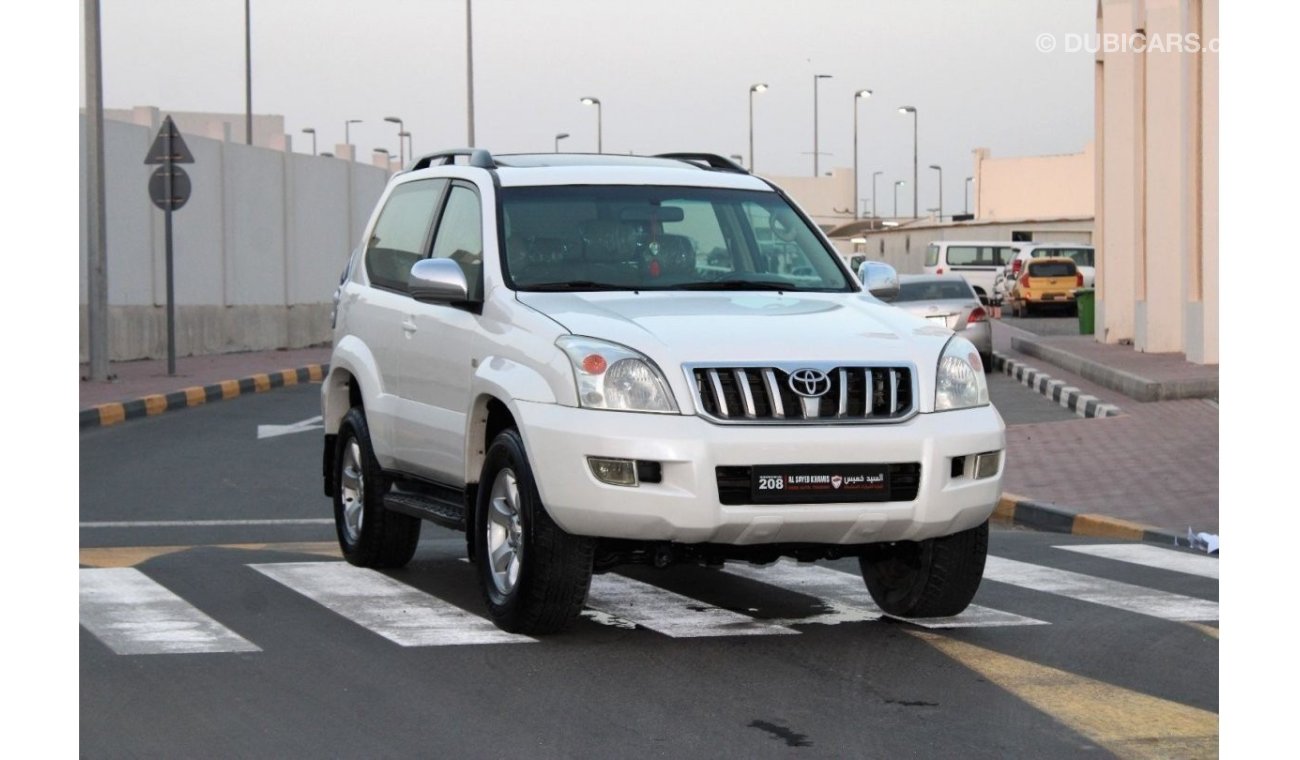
513, 401, 1006, 545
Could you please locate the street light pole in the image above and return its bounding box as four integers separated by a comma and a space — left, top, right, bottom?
302, 128, 316, 155
929, 164, 943, 220
852, 89, 872, 219
400, 131, 412, 161
85, 0, 110, 381
244, 0, 252, 145
384, 116, 404, 167
344, 119, 361, 149
898, 106, 917, 218
812, 74, 832, 177
466, 0, 475, 146
872, 171, 883, 220
965, 176, 973, 215
749, 83, 767, 172
555, 132, 570, 152
580, 97, 602, 153
894, 180, 905, 218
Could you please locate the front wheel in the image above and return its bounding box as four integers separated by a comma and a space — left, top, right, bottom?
474, 428, 594, 634
333, 407, 420, 568
859, 520, 988, 617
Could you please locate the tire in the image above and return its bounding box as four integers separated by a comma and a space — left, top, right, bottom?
474, 428, 594, 634
333, 407, 421, 568
858, 520, 989, 617
980, 351, 994, 375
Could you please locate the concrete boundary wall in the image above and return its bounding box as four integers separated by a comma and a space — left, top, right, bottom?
79, 115, 389, 362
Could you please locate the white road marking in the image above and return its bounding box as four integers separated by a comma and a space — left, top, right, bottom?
586, 574, 799, 638
250, 562, 533, 646
724, 560, 1047, 629
983, 556, 1218, 621
1056, 544, 1219, 580
80, 568, 259, 655
81, 518, 334, 528
257, 415, 324, 439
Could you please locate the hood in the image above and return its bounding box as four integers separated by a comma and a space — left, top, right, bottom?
515, 291, 953, 368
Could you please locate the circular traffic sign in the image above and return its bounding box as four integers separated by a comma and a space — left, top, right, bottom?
148, 165, 192, 211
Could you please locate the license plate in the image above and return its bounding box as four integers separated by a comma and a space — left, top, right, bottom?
1042, 293, 1061, 301
751, 464, 891, 504
926, 315, 949, 326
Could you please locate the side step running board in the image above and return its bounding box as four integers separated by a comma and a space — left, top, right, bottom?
383, 490, 466, 532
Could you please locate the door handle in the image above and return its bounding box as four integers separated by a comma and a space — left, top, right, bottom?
401, 318, 417, 334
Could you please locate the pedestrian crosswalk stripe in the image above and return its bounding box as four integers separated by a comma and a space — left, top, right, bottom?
586, 574, 799, 638
983, 556, 1218, 621
1055, 544, 1219, 580
250, 562, 534, 646
723, 560, 1048, 628
80, 568, 260, 655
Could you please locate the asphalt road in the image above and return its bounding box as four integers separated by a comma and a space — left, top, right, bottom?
79, 381, 1217, 758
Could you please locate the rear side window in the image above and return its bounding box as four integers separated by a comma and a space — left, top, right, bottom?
365, 180, 447, 292
1028, 260, 1077, 278
945, 246, 1003, 267
925, 245, 939, 267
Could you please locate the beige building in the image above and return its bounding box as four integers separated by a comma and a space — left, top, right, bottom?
105, 106, 292, 151
973, 145, 1095, 220
758, 168, 856, 230
1094, 0, 1218, 364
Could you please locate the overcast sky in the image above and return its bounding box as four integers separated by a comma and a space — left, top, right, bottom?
84, 0, 1096, 216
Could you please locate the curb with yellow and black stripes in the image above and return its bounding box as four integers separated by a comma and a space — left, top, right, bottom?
79, 364, 328, 430
993, 491, 1183, 546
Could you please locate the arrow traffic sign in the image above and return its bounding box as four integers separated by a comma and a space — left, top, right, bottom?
144, 116, 194, 165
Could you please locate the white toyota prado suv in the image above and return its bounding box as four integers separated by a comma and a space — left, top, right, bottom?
322, 150, 1005, 634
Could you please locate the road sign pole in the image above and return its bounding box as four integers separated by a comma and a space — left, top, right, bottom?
164, 128, 176, 375
84, 0, 111, 381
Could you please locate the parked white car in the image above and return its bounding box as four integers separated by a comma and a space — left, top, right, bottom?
322, 149, 1006, 634
920, 240, 1019, 305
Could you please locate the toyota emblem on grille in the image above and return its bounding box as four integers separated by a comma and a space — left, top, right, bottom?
788, 368, 832, 397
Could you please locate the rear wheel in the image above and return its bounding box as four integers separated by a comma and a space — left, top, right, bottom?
859, 521, 988, 617
333, 407, 421, 568
980, 351, 994, 374
474, 428, 594, 634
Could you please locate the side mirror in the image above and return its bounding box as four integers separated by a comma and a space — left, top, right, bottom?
858, 261, 900, 302
408, 258, 469, 304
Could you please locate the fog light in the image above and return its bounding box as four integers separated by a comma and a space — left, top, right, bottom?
974, 451, 1001, 479
588, 457, 638, 486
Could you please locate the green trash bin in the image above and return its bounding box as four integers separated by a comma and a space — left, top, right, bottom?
1075, 288, 1095, 335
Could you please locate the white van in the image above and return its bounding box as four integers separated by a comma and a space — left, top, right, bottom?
921, 241, 1018, 304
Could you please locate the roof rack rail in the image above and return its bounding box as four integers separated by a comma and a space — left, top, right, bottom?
654, 153, 749, 175
409, 148, 496, 171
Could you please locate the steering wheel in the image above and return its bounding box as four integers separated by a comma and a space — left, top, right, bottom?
769, 212, 799, 243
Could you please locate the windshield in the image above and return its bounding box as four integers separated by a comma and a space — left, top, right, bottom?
895, 280, 975, 302
500, 185, 852, 292
1028, 261, 1077, 278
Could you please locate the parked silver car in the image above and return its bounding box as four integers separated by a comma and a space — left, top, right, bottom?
893, 274, 993, 373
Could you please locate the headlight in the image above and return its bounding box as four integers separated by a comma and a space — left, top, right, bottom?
556, 336, 679, 413
934, 336, 989, 411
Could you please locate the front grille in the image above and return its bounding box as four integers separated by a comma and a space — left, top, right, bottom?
688, 364, 915, 423
716, 464, 921, 504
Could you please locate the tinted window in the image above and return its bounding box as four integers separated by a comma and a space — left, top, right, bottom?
429, 185, 484, 300
895, 281, 976, 302
945, 245, 1006, 267
365, 179, 446, 292
501, 185, 850, 292
1033, 247, 1094, 268
1028, 260, 1077, 278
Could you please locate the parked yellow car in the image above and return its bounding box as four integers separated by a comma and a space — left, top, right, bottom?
1006, 257, 1083, 317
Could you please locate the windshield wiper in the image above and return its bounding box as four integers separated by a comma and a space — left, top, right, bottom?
676, 280, 791, 291
523, 281, 633, 292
